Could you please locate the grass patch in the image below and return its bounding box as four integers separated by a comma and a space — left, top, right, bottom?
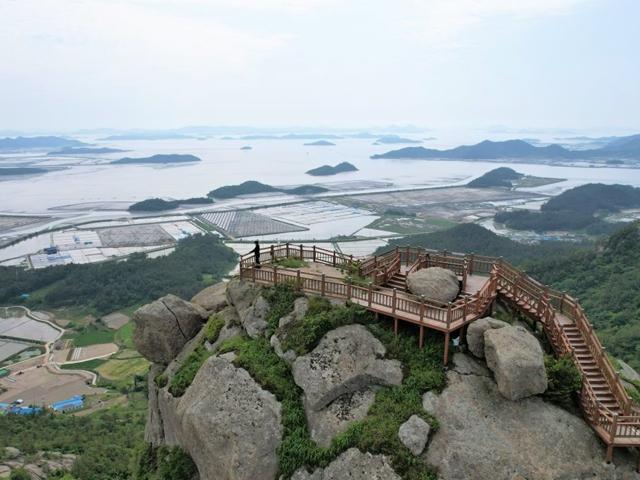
262, 283, 303, 337
168, 345, 212, 397
219, 288, 445, 480
201, 273, 215, 285
134, 444, 198, 480
97, 357, 150, 382
273, 257, 309, 269
114, 322, 135, 349
203, 314, 225, 344
72, 325, 115, 347
60, 359, 106, 371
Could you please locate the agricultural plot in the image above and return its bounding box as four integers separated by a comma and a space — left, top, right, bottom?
0, 316, 59, 343
0, 340, 30, 363
337, 240, 389, 257
199, 210, 307, 238
98, 224, 175, 247
159, 221, 203, 240
52, 230, 102, 250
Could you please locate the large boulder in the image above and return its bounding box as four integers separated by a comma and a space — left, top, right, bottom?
484, 325, 547, 401
190, 281, 228, 314
291, 448, 401, 480
178, 356, 282, 480
398, 415, 431, 455
133, 294, 207, 364
406, 267, 459, 303
292, 325, 403, 411
271, 297, 310, 364
466, 317, 509, 358
240, 294, 270, 338
426, 353, 639, 480
226, 278, 259, 313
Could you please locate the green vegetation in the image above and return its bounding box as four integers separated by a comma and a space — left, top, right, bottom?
273, 257, 308, 269
10, 469, 31, 480
306, 162, 358, 176
0, 401, 147, 480
467, 167, 523, 188
544, 355, 582, 408
133, 445, 197, 480
203, 314, 225, 344
72, 324, 115, 347
60, 358, 107, 371
128, 197, 212, 212
262, 282, 303, 336
115, 322, 136, 350
0, 234, 237, 315
111, 154, 201, 165
367, 214, 456, 235
218, 285, 444, 479
207, 180, 328, 199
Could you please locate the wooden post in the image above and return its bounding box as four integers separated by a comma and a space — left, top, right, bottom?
368, 284, 373, 307
469, 252, 475, 275
419, 325, 424, 349
273, 265, 278, 285
300, 244, 303, 260
392, 288, 397, 315
296, 270, 301, 291
394, 317, 398, 336
446, 302, 452, 329
374, 255, 378, 268
321, 274, 326, 297
313, 245, 316, 262
252, 265, 256, 282
286, 242, 290, 257
443, 332, 450, 364
333, 251, 336, 267
346, 282, 352, 300
270, 244, 275, 262
463, 297, 468, 319
420, 299, 425, 323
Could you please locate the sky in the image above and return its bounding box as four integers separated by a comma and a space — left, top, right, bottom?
0, 0, 638, 132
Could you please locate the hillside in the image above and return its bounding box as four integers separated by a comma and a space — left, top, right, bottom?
207, 180, 328, 199
0, 136, 89, 151
111, 154, 201, 165
371, 134, 640, 160
306, 162, 358, 176
128, 197, 213, 212
467, 167, 523, 188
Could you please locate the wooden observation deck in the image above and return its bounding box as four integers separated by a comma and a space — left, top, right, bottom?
239, 243, 640, 466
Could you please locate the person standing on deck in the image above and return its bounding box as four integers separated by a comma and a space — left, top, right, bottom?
251, 240, 261, 268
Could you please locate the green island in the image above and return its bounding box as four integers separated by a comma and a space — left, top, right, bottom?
207, 180, 329, 199
111, 154, 201, 165
306, 162, 358, 176
128, 197, 213, 212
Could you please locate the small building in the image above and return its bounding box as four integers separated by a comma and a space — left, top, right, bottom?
0, 403, 42, 415
50, 395, 85, 413
0, 368, 10, 378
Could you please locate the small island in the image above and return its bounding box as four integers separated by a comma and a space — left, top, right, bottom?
0, 167, 48, 176
240, 146, 253, 150
47, 146, 127, 156
303, 140, 336, 146
374, 135, 422, 145
208, 180, 328, 199
306, 162, 359, 176
100, 133, 195, 141
111, 154, 201, 165
468, 167, 565, 189
129, 197, 213, 212
0, 136, 89, 151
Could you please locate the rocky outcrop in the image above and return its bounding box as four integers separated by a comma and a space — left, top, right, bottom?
133, 294, 207, 364
205, 306, 241, 352
279, 297, 309, 328
426, 353, 640, 480
240, 294, 270, 338
398, 415, 430, 455
271, 297, 310, 364
178, 356, 282, 480
484, 325, 547, 400
190, 281, 228, 314
292, 325, 403, 411
406, 267, 459, 303
305, 389, 377, 447
466, 316, 509, 358
291, 448, 401, 480
0, 449, 76, 480
226, 278, 259, 314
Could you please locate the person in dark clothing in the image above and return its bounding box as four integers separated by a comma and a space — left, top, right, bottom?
251, 240, 261, 268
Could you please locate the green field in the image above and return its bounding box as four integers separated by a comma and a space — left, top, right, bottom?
114, 322, 135, 350
60, 358, 107, 371
72, 325, 115, 347
368, 215, 457, 235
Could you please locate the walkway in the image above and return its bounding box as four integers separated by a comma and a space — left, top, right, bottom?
239, 243, 640, 467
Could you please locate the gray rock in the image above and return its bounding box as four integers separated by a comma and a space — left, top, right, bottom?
452, 352, 490, 377
240, 294, 270, 338
398, 415, 431, 455
406, 267, 459, 303
422, 391, 439, 414
292, 325, 403, 411
291, 448, 400, 480
426, 356, 640, 480
133, 294, 207, 364
466, 317, 509, 358
226, 278, 259, 313
270, 334, 297, 364
279, 297, 309, 328
4, 447, 20, 460
205, 306, 241, 352
178, 356, 282, 480
617, 359, 640, 383
145, 363, 166, 446
271, 297, 310, 363
190, 281, 228, 314
305, 389, 376, 447
484, 326, 547, 401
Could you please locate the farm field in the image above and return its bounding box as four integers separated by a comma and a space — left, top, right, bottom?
0, 315, 60, 343
0, 340, 31, 363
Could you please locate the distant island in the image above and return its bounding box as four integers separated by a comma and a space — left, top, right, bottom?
468, 167, 565, 189
304, 140, 336, 146
47, 146, 126, 156
496, 183, 640, 233
0, 167, 48, 176
129, 197, 213, 212
240, 146, 253, 150
111, 154, 201, 165
374, 135, 422, 145
0, 136, 89, 151
232, 133, 342, 140
100, 133, 195, 141
371, 135, 640, 161
207, 180, 329, 199
306, 162, 358, 176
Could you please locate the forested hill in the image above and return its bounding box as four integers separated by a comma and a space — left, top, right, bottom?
380, 222, 640, 369
0, 234, 237, 315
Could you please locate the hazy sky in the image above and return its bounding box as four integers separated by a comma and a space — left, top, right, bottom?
1, 0, 638, 132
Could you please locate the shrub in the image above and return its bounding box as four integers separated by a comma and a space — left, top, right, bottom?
262, 283, 302, 336
10, 469, 31, 480
168, 346, 212, 397
133, 444, 197, 480
154, 373, 168, 389
544, 355, 582, 407
274, 257, 308, 269
203, 315, 225, 344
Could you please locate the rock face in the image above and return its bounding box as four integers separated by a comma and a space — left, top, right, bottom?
226, 278, 259, 314
271, 297, 310, 364
190, 281, 228, 314
162, 355, 283, 480
426, 353, 639, 480
240, 294, 270, 338
133, 294, 207, 364
484, 325, 547, 400
398, 415, 430, 455
292, 324, 403, 411
466, 316, 509, 358
291, 448, 401, 480
406, 267, 459, 303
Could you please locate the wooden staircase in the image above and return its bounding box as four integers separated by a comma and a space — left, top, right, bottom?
385, 272, 407, 291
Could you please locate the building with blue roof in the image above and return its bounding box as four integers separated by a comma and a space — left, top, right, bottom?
50, 395, 84, 413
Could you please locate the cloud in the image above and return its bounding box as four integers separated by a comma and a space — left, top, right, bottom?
405, 0, 590, 46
